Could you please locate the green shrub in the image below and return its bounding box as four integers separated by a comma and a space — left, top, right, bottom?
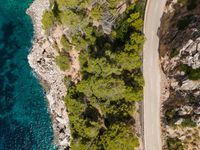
198, 26, 200, 32
177, 16, 191, 30
179, 64, 200, 80
167, 137, 183, 150
64, 76, 72, 88
170, 48, 179, 57
98, 123, 139, 150
181, 117, 196, 127
90, 4, 103, 21
187, 0, 197, 10
60, 35, 70, 51
177, 0, 188, 5
55, 54, 70, 71
136, 0, 146, 17
52, 43, 60, 52
165, 108, 178, 125
188, 94, 197, 104
177, 0, 197, 10
41, 10, 54, 30
58, 11, 81, 29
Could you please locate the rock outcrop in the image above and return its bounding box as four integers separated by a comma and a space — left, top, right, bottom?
159, 0, 200, 149
161, 37, 200, 91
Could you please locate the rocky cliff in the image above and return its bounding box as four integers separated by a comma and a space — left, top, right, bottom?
158, 0, 200, 149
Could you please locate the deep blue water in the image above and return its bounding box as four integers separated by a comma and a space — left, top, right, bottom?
0, 0, 56, 149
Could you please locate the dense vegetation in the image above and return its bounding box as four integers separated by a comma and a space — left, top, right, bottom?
42, 0, 144, 149
177, 0, 197, 10
170, 48, 179, 57
55, 54, 70, 71
177, 15, 192, 30
179, 64, 200, 80
167, 137, 183, 150
41, 10, 54, 30
60, 35, 70, 51
164, 107, 197, 128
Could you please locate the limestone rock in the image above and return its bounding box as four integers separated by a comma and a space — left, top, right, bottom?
178, 105, 193, 116
175, 118, 183, 125
194, 107, 200, 115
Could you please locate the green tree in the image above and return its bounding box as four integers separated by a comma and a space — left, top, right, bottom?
55, 54, 70, 71
115, 52, 142, 71
62, 2, 145, 149
90, 4, 103, 21
55, 0, 78, 10
99, 123, 139, 150
77, 77, 127, 101
59, 10, 81, 29
83, 57, 121, 77
124, 32, 144, 52
60, 35, 70, 51
127, 12, 143, 31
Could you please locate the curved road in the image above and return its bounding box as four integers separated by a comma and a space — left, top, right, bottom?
143, 0, 167, 150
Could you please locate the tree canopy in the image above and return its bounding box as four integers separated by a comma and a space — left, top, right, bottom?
42, 0, 145, 149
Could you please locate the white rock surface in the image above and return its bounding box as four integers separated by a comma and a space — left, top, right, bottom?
161, 37, 200, 91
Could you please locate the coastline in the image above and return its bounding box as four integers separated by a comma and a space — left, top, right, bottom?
26, 0, 71, 149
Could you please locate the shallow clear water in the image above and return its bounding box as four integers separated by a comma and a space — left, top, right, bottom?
0, 0, 56, 149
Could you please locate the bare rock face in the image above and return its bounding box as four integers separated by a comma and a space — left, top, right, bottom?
27, 0, 71, 149
179, 38, 200, 69
159, 0, 200, 149
161, 37, 200, 92
100, 1, 127, 34
175, 118, 183, 125
194, 107, 200, 115
181, 80, 200, 90
178, 105, 193, 116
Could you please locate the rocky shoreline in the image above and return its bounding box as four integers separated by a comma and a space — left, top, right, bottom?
26, 0, 71, 149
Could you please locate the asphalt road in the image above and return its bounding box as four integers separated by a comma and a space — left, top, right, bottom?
143, 0, 167, 150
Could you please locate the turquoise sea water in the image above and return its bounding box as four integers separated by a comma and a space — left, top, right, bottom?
0, 0, 56, 149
